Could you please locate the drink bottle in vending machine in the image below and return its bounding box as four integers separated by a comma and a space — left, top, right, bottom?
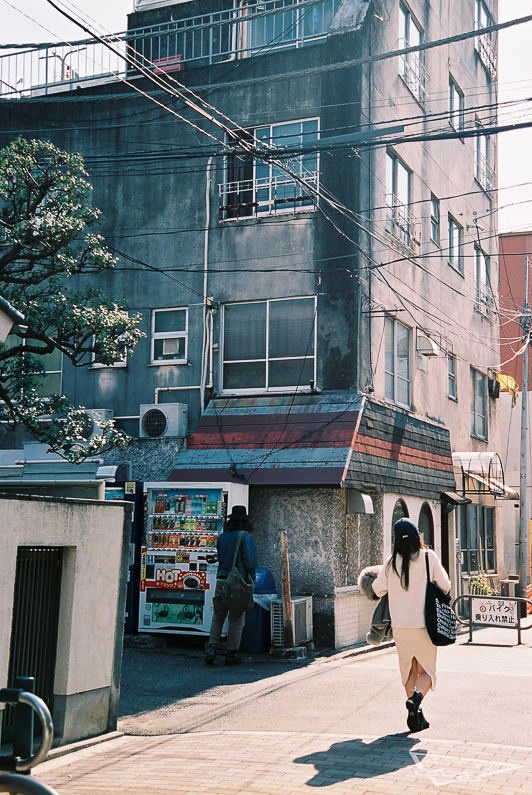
138, 481, 248, 635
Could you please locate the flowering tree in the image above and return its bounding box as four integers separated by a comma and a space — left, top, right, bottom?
0, 137, 143, 460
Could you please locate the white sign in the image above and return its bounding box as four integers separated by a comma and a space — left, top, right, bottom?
471, 597, 518, 627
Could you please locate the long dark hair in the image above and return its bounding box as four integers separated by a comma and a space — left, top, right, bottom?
389, 520, 426, 590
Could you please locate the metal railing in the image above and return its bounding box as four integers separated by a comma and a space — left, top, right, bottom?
453, 594, 532, 645
385, 194, 421, 251
0, 0, 340, 98
219, 171, 318, 220
0, 688, 58, 795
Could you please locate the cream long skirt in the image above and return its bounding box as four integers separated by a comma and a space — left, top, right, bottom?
392, 627, 437, 690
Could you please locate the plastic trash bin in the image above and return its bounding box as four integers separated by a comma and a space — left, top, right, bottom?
240, 567, 277, 653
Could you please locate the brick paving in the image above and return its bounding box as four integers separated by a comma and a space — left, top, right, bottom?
31, 626, 532, 794
35, 730, 532, 794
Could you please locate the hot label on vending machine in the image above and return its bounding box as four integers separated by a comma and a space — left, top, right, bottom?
138, 484, 227, 635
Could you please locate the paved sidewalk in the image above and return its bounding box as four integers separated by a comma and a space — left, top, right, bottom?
33, 626, 532, 794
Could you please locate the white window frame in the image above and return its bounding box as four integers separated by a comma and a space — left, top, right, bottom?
475, 0, 496, 78
2, 334, 63, 397
460, 503, 496, 574
385, 150, 419, 249
448, 354, 457, 400
220, 118, 319, 220
221, 295, 317, 394
398, 3, 428, 107
385, 316, 412, 408
475, 245, 494, 318
151, 307, 188, 365
449, 76, 464, 132
470, 367, 487, 440
430, 193, 440, 245
448, 214, 463, 273
475, 121, 494, 192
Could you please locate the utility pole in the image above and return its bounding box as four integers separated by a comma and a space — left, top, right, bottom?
519, 256, 531, 604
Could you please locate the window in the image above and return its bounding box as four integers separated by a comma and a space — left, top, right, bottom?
418, 502, 434, 549
90, 314, 129, 368
448, 215, 463, 273
391, 498, 409, 547
475, 0, 496, 78
398, 3, 428, 106
448, 354, 457, 400
385, 150, 419, 249
475, 246, 493, 318
449, 76, 464, 132
244, 0, 341, 54
460, 504, 495, 573
470, 367, 487, 439
222, 296, 316, 392
385, 316, 411, 407
151, 308, 188, 364
2, 334, 62, 397
220, 119, 318, 219
430, 193, 440, 244
475, 122, 494, 192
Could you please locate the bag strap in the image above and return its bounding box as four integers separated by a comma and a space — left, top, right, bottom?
425, 551, 430, 582
230, 531, 245, 568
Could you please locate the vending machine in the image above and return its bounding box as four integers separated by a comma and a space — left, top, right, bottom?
138, 481, 248, 636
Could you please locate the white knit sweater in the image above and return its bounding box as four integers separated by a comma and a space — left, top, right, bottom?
372, 549, 451, 629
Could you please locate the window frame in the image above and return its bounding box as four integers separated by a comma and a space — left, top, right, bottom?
220, 117, 319, 220
470, 367, 487, 440
430, 193, 440, 245
150, 307, 188, 366
1, 334, 63, 397
475, 121, 493, 192
460, 503, 496, 574
221, 295, 317, 394
385, 149, 419, 249
449, 75, 464, 132
474, 245, 493, 318
448, 214, 464, 273
384, 315, 412, 409
448, 353, 457, 401
398, 3, 428, 107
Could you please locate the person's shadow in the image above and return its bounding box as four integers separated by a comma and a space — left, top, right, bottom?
294, 732, 423, 787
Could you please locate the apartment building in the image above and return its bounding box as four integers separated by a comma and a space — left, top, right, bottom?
0, 0, 505, 646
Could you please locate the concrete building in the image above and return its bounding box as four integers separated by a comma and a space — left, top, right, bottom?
0, 0, 508, 647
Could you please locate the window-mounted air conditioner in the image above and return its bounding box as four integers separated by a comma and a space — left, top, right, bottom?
270, 596, 313, 647
139, 403, 188, 439
81, 408, 114, 439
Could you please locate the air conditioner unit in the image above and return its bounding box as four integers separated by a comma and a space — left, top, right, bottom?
81, 408, 114, 439
270, 596, 313, 647
139, 403, 188, 439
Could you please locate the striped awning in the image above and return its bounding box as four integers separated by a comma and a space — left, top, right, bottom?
168, 393, 456, 498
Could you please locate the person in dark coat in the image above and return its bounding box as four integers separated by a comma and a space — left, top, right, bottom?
204, 505, 257, 666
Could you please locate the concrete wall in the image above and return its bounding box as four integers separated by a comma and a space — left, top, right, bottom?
249, 485, 383, 648
0, 494, 132, 746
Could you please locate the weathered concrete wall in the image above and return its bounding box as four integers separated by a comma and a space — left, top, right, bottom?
0, 494, 131, 746
250, 486, 384, 648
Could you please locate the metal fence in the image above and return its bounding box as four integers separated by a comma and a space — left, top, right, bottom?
0, 0, 340, 98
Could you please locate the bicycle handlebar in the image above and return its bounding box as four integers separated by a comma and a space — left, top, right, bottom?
0, 772, 59, 794
0, 689, 53, 772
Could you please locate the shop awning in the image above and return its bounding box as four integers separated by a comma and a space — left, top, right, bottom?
168, 392, 365, 486
167, 393, 457, 499
452, 451, 519, 500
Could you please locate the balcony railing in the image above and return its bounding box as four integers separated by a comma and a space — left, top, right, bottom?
475, 32, 497, 79
399, 42, 430, 110
475, 282, 495, 319
385, 194, 420, 251
476, 151, 495, 193
219, 171, 318, 220
0, 0, 340, 98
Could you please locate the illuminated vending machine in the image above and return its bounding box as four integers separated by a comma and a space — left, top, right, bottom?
138, 482, 248, 636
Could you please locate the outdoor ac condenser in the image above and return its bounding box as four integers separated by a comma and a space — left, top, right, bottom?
270, 596, 313, 647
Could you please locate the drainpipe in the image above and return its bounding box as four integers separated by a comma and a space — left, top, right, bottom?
200, 156, 215, 409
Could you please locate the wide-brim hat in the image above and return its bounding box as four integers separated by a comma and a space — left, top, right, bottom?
228, 505, 249, 520
394, 518, 419, 540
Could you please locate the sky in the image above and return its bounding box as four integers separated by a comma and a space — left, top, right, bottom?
1, 0, 531, 233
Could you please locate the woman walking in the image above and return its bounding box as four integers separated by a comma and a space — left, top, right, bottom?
372, 517, 451, 732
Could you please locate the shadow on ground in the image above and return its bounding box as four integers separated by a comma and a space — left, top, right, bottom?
118, 633, 316, 721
